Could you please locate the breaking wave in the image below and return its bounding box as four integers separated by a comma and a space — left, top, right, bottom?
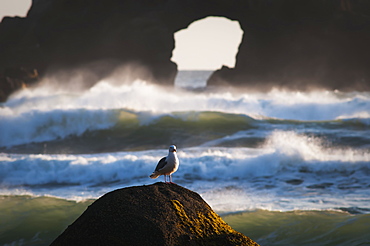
1, 131, 369, 211
1, 81, 370, 148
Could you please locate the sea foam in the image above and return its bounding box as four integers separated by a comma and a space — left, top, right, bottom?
1, 129, 369, 212
1, 81, 370, 147
1, 131, 369, 187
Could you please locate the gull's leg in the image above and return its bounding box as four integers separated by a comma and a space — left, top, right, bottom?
170, 175, 175, 184
164, 175, 167, 183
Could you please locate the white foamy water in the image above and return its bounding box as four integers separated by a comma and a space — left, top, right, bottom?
0, 72, 370, 214
1, 131, 369, 212
1, 79, 370, 147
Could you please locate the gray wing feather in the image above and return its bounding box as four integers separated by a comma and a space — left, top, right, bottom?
154, 157, 167, 171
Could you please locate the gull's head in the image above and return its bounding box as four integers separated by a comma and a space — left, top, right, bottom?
169, 145, 177, 152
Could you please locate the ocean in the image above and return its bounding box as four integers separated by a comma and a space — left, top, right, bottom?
1, 70, 370, 245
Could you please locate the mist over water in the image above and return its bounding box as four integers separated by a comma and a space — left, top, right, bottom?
1, 75, 369, 149
1, 71, 370, 245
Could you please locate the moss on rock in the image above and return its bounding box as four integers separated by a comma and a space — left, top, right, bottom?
51, 183, 258, 246
171, 199, 255, 245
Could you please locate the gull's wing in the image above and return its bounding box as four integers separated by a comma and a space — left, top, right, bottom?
154, 157, 167, 171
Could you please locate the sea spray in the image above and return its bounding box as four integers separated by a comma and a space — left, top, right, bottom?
0, 75, 369, 246
1, 81, 369, 148
0, 109, 117, 147
1, 139, 369, 212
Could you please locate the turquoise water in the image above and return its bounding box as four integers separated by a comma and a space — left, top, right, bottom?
0, 196, 93, 245
223, 210, 370, 246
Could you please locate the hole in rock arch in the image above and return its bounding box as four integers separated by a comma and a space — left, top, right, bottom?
0, 0, 32, 20
171, 16, 243, 88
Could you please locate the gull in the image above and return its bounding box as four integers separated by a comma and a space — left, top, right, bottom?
149, 145, 179, 183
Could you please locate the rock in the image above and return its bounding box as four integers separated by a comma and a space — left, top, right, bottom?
50, 182, 259, 246
1, 0, 370, 101
0, 67, 39, 102
208, 0, 370, 91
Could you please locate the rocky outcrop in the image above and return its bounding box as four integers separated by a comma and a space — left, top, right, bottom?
1, 0, 370, 101
0, 67, 39, 102
50, 183, 259, 246
208, 0, 370, 91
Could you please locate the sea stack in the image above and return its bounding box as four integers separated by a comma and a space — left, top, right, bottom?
1, 0, 370, 102
50, 183, 259, 246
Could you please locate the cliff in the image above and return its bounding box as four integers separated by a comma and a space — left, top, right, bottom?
50, 183, 259, 246
1, 0, 370, 101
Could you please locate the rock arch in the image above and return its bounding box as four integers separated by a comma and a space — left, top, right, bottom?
1, 0, 370, 101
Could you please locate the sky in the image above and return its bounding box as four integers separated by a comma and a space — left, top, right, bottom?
0, 1, 244, 71
171, 17, 243, 70
0, 0, 31, 20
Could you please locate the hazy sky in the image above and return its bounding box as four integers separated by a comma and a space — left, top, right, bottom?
0, 0, 31, 20
0, 2, 243, 71
172, 17, 243, 70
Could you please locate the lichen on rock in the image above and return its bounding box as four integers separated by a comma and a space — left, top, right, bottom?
51, 183, 259, 246
171, 199, 235, 236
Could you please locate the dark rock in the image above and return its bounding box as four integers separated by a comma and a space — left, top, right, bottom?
50, 183, 258, 246
209, 0, 370, 91
0, 67, 39, 102
1, 0, 370, 101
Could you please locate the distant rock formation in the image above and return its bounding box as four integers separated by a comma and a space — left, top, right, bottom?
0, 67, 39, 102
208, 0, 370, 91
1, 0, 370, 101
50, 183, 259, 246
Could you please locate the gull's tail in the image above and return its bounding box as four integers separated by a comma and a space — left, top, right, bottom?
149, 172, 160, 179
